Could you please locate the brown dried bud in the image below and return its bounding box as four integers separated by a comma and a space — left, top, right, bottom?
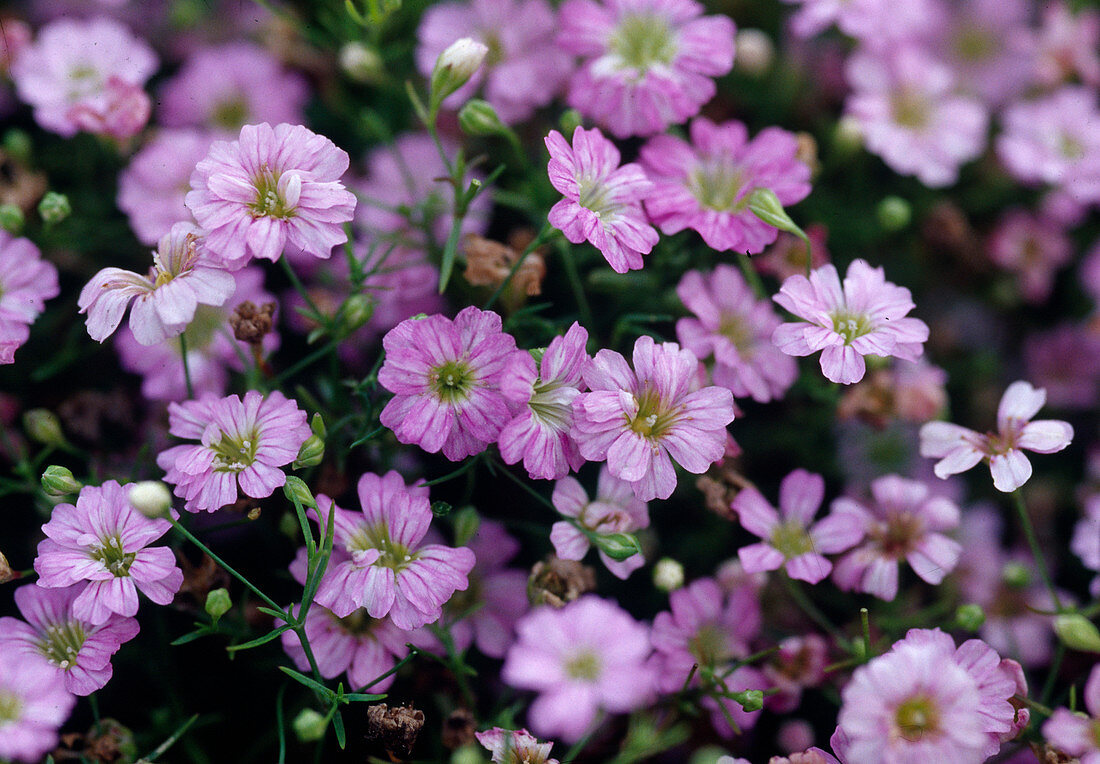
54, 718, 137, 762
528, 555, 596, 608
922, 201, 982, 267
0, 551, 13, 585
229, 301, 276, 344
0, 149, 47, 213
441, 708, 476, 750
366, 703, 425, 760
174, 552, 230, 611
794, 132, 820, 179
696, 466, 751, 521
463, 231, 547, 305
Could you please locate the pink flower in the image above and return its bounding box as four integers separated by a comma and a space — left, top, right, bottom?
311, 471, 476, 631
1070, 495, 1100, 598
416, 0, 571, 123
919, 380, 1074, 492
502, 595, 655, 742
1044, 662, 1100, 761
1034, 2, 1100, 88
156, 391, 310, 512
378, 306, 518, 461
676, 265, 797, 403
0, 584, 139, 696
476, 727, 559, 764
545, 126, 658, 274
0, 652, 76, 763
640, 118, 811, 254
830, 475, 961, 600
571, 335, 735, 501
550, 466, 650, 579
996, 87, 1100, 193
10, 16, 157, 139
33, 480, 183, 625
558, 0, 734, 138
499, 322, 589, 480
79, 223, 235, 346
844, 45, 988, 187
186, 122, 357, 267
780, 0, 937, 42
732, 469, 864, 584
772, 259, 930, 385
764, 635, 829, 713
1024, 323, 1100, 410
0, 232, 58, 365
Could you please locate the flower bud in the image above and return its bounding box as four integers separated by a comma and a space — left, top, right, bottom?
458, 99, 507, 136
283, 476, 317, 508
37, 191, 71, 225
747, 188, 803, 238
293, 436, 325, 469
559, 109, 583, 137
734, 29, 773, 75
339, 42, 385, 84
593, 532, 641, 562
128, 480, 173, 519
653, 557, 684, 592
0, 551, 13, 585
205, 587, 232, 623
23, 408, 65, 446
0, 203, 24, 234
453, 506, 480, 547
832, 115, 864, 157
3, 129, 32, 163
340, 293, 373, 334
41, 465, 83, 497
430, 38, 488, 107
1054, 614, 1100, 653
310, 413, 326, 439
450, 745, 483, 764
292, 709, 328, 742
728, 689, 764, 713
955, 603, 986, 632
1002, 561, 1032, 588
877, 196, 911, 231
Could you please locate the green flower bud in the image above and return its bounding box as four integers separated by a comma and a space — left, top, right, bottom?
877, 196, 912, 231
528, 347, 546, 364
747, 188, 804, 239
430, 38, 488, 109
449, 745, 485, 764
559, 109, 583, 137
128, 481, 173, 519
1001, 561, 1032, 588
430, 500, 453, 518
593, 532, 641, 562
205, 588, 232, 623
23, 408, 65, 447
41, 465, 82, 497
653, 557, 684, 592
458, 99, 507, 137
728, 689, 764, 713
339, 42, 385, 84
340, 293, 373, 334
1054, 614, 1100, 653
310, 413, 327, 439
832, 116, 863, 158
955, 603, 986, 632
0, 204, 24, 234
292, 709, 328, 742
689, 746, 733, 764
3, 130, 32, 163
283, 476, 317, 508
734, 29, 774, 75
293, 436, 325, 469
37, 192, 71, 225
453, 506, 480, 547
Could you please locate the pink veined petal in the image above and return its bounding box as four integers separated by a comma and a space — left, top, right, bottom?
550, 521, 590, 560
932, 445, 986, 480
989, 450, 1033, 492
784, 552, 832, 584
919, 421, 984, 458
778, 469, 825, 525
1017, 420, 1074, 453
997, 380, 1047, 429
730, 487, 779, 539
907, 533, 962, 584
738, 542, 785, 573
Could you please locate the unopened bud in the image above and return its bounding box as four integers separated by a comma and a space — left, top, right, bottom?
310, 413, 326, 439
41, 465, 82, 497
728, 689, 764, 713
3, 130, 32, 163
293, 436, 325, 469
877, 196, 911, 231
37, 191, 70, 225
559, 109, 583, 137
283, 476, 316, 508
1002, 561, 1032, 588
653, 557, 684, 592
747, 187, 806, 241
128, 480, 173, 518
430, 38, 488, 107
23, 408, 65, 446
832, 116, 863, 157
0, 204, 24, 234
293, 709, 328, 742
1055, 614, 1100, 653
955, 603, 986, 632
593, 531, 641, 562
734, 28, 774, 75
0, 551, 13, 584
205, 587, 232, 623
340, 293, 373, 334
458, 99, 507, 136
450, 745, 483, 764
452, 506, 480, 547
339, 42, 385, 84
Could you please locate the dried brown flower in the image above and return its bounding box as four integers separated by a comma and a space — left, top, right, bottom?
528, 555, 596, 608
366, 703, 425, 760
229, 301, 276, 344
441, 708, 476, 750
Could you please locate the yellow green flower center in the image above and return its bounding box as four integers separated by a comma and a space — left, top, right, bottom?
953, 26, 994, 62
430, 358, 476, 404
0, 691, 22, 724
688, 624, 728, 668
891, 90, 931, 129
213, 96, 249, 131
771, 520, 814, 559
718, 314, 753, 354
348, 522, 414, 571
610, 13, 677, 71
894, 694, 940, 742
211, 430, 259, 473
39, 621, 87, 670
91, 535, 136, 577
689, 161, 748, 212
251, 168, 296, 219
628, 385, 677, 439
831, 311, 873, 345
565, 650, 602, 680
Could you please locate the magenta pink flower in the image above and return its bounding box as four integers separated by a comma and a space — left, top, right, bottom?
831, 475, 962, 600
1034, 2, 1100, 88
546, 126, 658, 274
920, 380, 1074, 492
476, 727, 559, 764
79, 223, 235, 346
311, 471, 476, 630
1026, 323, 1100, 411
676, 265, 797, 403
772, 259, 930, 385
1071, 495, 1100, 598
378, 306, 518, 461
988, 209, 1073, 304
0, 232, 58, 365
499, 322, 589, 480
1044, 662, 1100, 761
781, 0, 936, 42
186, 122, 357, 267
0, 584, 139, 696
640, 118, 811, 254
572, 335, 735, 501
156, 390, 310, 512
764, 635, 829, 713
33, 480, 183, 625
732, 469, 864, 584
502, 595, 655, 742
0, 652, 76, 763
11, 16, 157, 139
558, 0, 734, 138
550, 466, 650, 579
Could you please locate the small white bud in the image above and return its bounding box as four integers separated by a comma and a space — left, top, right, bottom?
735, 29, 774, 75
653, 557, 685, 592
128, 481, 173, 519
431, 38, 489, 106
339, 42, 385, 84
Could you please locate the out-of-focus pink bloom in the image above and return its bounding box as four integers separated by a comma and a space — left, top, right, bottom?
1071, 495, 1100, 598
676, 265, 797, 403
845, 45, 988, 187
754, 224, 831, 282
476, 727, 559, 764
0, 583, 139, 696
558, 0, 734, 138
502, 595, 655, 742
0, 232, 58, 365
187, 122, 357, 266
920, 380, 1074, 492
781, 0, 936, 43
0, 18, 31, 73
157, 391, 310, 512
1033, 1, 1100, 88
416, 0, 571, 123
0, 652, 76, 763
572, 335, 735, 501
79, 223, 235, 346
764, 635, 829, 713
311, 471, 476, 630
997, 87, 1100, 194
987, 209, 1073, 304
117, 129, 215, 245
378, 306, 517, 461
640, 118, 811, 254
11, 16, 156, 139
158, 42, 308, 132
831, 475, 962, 600
1025, 323, 1100, 410
34, 480, 182, 625
733, 469, 865, 584
1044, 662, 1100, 761
550, 466, 650, 579
545, 126, 658, 274
772, 259, 930, 385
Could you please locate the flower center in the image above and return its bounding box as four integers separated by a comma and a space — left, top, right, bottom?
688, 160, 747, 212
565, 649, 602, 681
874, 510, 923, 559
349, 522, 414, 571
1060, 133, 1084, 160
333, 608, 376, 635
251, 169, 295, 219
430, 358, 476, 404
527, 380, 572, 429
891, 90, 931, 129
831, 311, 872, 345
181, 304, 225, 351
688, 624, 729, 668
38, 620, 87, 670
894, 694, 940, 742
628, 385, 676, 439
0, 691, 21, 724
211, 430, 259, 472
91, 535, 136, 577
771, 520, 814, 559
718, 314, 753, 354
577, 177, 616, 219
953, 26, 994, 62
213, 96, 249, 130
609, 13, 677, 71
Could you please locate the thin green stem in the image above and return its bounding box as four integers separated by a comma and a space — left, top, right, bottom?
179, 334, 194, 400
736, 251, 768, 301
782, 573, 849, 649
280, 256, 327, 329
557, 240, 593, 327
1040, 642, 1065, 710
1012, 489, 1063, 612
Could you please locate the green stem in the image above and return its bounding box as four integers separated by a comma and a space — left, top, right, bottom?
736, 251, 768, 301
170, 518, 284, 615
280, 256, 327, 330
1012, 489, 1063, 612
179, 334, 194, 400
782, 573, 849, 649
557, 240, 593, 327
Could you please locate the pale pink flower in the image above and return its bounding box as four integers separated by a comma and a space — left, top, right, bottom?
764, 635, 829, 713
33, 480, 182, 625
831, 475, 962, 600
0, 232, 59, 365
79, 222, 235, 346
156, 391, 310, 512
1070, 495, 1100, 598
1043, 662, 1100, 762
732, 469, 864, 584
772, 259, 930, 385
996, 87, 1100, 193
545, 126, 658, 274
0, 652, 76, 763
476, 727, 559, 764
781, 0, 937, 42
1033, 2, 1100, 88
987, 209, 1073, 304
550, 466, 650, 579
920, 380, 1074, 492
571, 335, 735, 501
